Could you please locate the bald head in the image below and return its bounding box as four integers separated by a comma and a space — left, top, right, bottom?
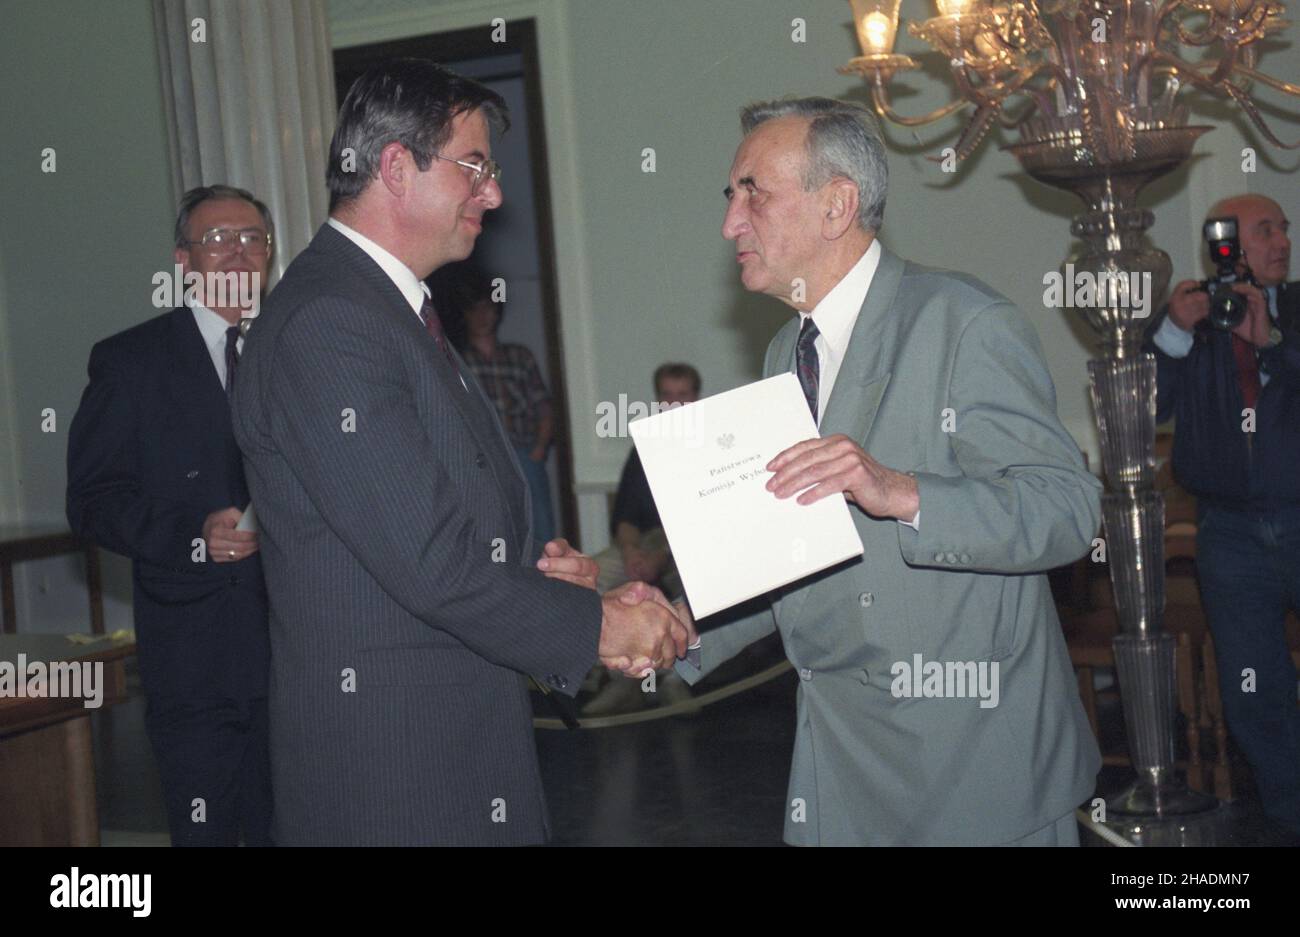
1206, 194, 1291, 287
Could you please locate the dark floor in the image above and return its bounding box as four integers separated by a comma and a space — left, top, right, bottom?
90, 640, 1293, 846
537, 666, 795, 846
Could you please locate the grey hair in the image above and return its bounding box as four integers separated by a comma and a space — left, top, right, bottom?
740, 97, 887, 233
174, 184, 275, 250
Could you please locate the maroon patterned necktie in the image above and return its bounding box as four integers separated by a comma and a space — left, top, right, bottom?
797, 316, 820, 423
419, 295, 462, 383
1231, 334, 1261, 411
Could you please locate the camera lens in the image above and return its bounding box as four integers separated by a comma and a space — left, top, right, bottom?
1208, 285, 1246, 330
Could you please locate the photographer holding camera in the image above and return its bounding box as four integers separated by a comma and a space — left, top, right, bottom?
1147, 194, 1300, 839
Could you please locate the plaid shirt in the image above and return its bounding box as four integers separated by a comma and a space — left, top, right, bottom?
463, 342, 550, 449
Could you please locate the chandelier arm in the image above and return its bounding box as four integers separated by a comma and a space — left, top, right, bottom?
1154, 0, 1189, 33
992, 61, 1063, 122
1221, 81, 1300, 148
1203, 42, 1240, 86
1232, 64, 1300, 97
998, 93, 1043, 128
980, 61, 1063, 118
1152, 51, 1300, 148
1176, 30, 1220, 46
951, 60, 1011, 109
1149, 49, 1226, 89
1153, 41, 1239, 88
1174, 12, 1227, 46
868, 74, 973, 127
952, 103, 1002, 160
1034, 59, 1074, 91
950, 60, 988, 108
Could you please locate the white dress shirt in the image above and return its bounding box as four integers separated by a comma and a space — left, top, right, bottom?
327, 217, 466, 389
327, 217, 429, 317
188, 299, 241, 390
795, 239, 918, 529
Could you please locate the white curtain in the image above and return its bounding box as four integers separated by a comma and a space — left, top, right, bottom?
153, 0, 336, 282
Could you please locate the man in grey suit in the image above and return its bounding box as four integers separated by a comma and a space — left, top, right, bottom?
675, 98, 1103, 845
231, 59, 685, 845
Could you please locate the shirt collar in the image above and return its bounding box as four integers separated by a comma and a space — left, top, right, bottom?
186, 298, 238, 352
327, 217, 430, 316
800, 239, 882, 361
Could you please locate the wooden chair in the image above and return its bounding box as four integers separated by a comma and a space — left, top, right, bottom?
1197, 632, 1235, 801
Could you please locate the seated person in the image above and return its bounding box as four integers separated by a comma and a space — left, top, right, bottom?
594, 363, 701, 599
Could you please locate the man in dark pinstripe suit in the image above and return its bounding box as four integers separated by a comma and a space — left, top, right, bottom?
231, 59, 687, 845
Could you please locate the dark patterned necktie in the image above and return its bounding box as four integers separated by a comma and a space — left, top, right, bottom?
419, 295, 463, 383
224, 325, 240, 396
796, 316, 820, 423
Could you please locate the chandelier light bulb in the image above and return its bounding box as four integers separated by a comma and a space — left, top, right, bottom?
861, 11, 895, 52
935, 0, 976, 16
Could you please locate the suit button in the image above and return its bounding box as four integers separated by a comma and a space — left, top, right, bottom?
798, 668, 814, 681
858, 591, 874, 607
547, 673, 567, 690
229, 575, 240, 586
475, 453, 487, 468
959, 553, 971, 564
933, 552, 945, 563
858, 669, 871, 685
186, 469, 199, 479
945, 552, 958, 564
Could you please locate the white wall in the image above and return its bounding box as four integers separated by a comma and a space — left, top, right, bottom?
0, 0, 176, 631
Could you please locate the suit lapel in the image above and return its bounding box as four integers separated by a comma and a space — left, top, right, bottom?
769, 245, 906, 630
318, 226, 503, 455
819, 245, 904, 445
168, 307, 227, 405
451, 343, 533, 547
316, 226, 530, 544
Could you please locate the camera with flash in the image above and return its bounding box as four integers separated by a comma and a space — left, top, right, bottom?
1198, 217, 1260, 331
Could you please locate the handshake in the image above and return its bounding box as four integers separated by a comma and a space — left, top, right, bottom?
598, 581, 696, 677
537, 537, 696, 678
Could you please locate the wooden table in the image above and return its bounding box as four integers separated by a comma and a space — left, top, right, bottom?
0, 525, 105, 635
0, 633, 135, 845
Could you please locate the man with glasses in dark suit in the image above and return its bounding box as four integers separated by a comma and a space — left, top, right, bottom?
68, 184, 275, 845
232, 59, 686, 845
